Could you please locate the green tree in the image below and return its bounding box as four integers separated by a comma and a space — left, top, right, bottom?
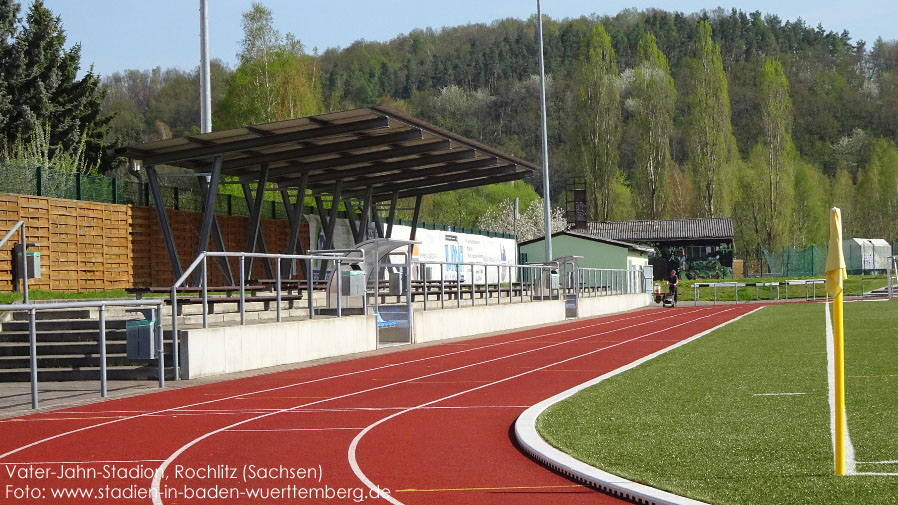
759, 57, 794, 251
215, 3, 323, 128
685, 21, 735, 217
853, 138, 898, 241
0, 0, 110, 171
574, 23, 621, 221
791, 157, 828, 247
629, 33, 676, 219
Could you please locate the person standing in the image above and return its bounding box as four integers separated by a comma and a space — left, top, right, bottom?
669, 269, 679, 308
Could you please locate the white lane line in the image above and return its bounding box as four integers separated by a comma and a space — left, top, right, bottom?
857, 460, 898, 465
347, 307, 739, 505
825, 302, 857, 475
514, 306, 765, 505
226, 428, 363, 432
150, 308, 715, 505
752, 392, 807, 396
0, 307, 674, 461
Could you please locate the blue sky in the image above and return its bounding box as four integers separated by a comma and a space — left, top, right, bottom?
39, 0, 898, 77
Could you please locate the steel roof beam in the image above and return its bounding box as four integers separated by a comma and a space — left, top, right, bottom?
132, 117, 389, 165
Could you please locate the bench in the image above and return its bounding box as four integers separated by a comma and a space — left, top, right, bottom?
127, 285, 267, 299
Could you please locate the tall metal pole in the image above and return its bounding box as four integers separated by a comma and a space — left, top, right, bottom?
536, 0, 552, 261
199, 0, 212, 133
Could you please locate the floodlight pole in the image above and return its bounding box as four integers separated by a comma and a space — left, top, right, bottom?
536, 0, 552, 261
199, 0, 212, 133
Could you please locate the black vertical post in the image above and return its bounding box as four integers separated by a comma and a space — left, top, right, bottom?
371, 200, 385, 238
198, 177, 234, 286
75, 172, 82, 200
317, 180, 343, 279
343, 197, 359, 243
283, 174, 309, 278
192, 155, 222, 286
244, 164, 270, 272
410, 194, 422, 240
35, 167, 43, 196
146, 165, 183, 281
386, 191, 399, 239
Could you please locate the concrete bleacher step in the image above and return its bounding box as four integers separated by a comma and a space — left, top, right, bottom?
0, 309, 174, 382
0, 328, 127, 344
11, 309, 93, 321
0, 366, 174, 382
2, 319, 129, 332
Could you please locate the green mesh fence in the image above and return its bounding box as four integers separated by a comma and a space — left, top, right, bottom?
762, 245, 828, 277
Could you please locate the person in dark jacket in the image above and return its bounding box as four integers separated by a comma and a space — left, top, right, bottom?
669, 269, 679, 308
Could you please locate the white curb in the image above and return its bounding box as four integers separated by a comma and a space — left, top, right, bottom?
514, 306, 765, 505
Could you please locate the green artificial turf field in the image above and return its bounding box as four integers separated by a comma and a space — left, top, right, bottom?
537, 301, 898, 504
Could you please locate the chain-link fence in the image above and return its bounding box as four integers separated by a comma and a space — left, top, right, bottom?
761, 245, 828, 277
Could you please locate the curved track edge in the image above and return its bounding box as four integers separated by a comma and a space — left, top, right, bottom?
513, 306, 765, 505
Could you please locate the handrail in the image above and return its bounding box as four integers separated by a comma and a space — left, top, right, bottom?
0, 298, 165, 410
168, 249, 366, 380
0, 220, 29, 303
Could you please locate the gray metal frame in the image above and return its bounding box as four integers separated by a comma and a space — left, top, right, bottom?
0, 299, 165, 410
1, 220, 30, 303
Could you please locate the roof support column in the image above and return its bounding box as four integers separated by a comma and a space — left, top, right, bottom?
281, 174, 308, 279
146, 165, 182, 282
242, 164, 272, 280
386, 191, 399, 239
191, 155, 222, 286
410, 194, 422, 241
371, 200, 385, 239
318, 179, 343, 279
198, 177, 234, 286
241, 173, 274, 279
343, 196, 360, 243
358, 185, 373, 241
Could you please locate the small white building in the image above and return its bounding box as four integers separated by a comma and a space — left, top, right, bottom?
842, 238, 892, 274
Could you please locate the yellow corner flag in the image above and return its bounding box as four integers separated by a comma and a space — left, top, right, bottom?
826, 208, 847, 297
826, 207, 847, 476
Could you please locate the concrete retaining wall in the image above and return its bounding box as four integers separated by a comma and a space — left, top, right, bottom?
412, 300, 566, 344
181, 294, 652, 379
182, 315, 377, 379
412, 293, 651, 344
577, 293, 652, 319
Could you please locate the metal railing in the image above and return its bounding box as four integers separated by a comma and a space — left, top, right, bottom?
573, 268, 644, 297
410, 262, 644, 310
413, 261, 554, 310
0, 299, 165, 410
691, 279, 826, 305
170, 250, 365, 379
1, 220, 30, 303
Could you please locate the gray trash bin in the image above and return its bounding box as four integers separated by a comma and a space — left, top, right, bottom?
126, 319, 156, 360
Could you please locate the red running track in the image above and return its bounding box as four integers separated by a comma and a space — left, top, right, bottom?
0, 305, 756, 505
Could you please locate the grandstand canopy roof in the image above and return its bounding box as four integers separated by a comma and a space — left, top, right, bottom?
115, 106, 536, 201
583, 218, 734, 242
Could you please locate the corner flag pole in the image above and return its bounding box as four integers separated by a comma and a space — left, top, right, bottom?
825, 207, 847, 475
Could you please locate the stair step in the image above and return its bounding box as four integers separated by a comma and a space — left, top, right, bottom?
0, 366, 174, 381
10, 309, 93, 321
0, 328, 128, 343
2, 319, 129, 332
0, 352, 172, 369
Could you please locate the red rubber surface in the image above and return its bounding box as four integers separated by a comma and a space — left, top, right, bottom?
0, 305, 756, 504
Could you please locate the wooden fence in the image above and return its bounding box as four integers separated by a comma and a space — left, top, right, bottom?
0, 192, 309, 292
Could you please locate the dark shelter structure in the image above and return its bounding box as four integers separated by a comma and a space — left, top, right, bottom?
575, 218, 735, 279
115, 107, 536, 285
